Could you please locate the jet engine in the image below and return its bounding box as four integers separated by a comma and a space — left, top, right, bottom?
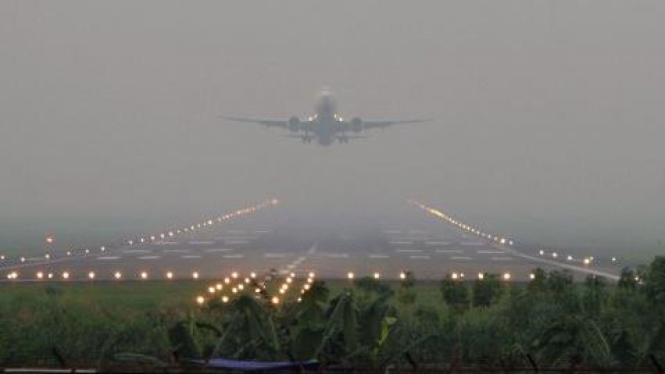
350, 117, 363, 133
288, 116, 300, 132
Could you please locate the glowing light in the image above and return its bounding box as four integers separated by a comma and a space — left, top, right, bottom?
503, 272, 511, 280
373, 272, 380, 279
244, 278, 250, 284
208, 287, 216, 294
215, 283, 223, 290
552, 252, 558, 258
529, 273, 536, 280
583, 258, 590, 265
399, 272, 406, 280
222, 296, 229, 303
114, 271, 122, 279
192, 272, 199, 279
231, 272, 238, 279
196, 296, 205, 305
539, 250, 544, 255
308, 272, 315, 278
347, 272, 355, 280
232, 287, 238, 293
567, 255, 573, 261
224, 277, 230, 284
250, 272, 257, 278
48, 273, 53, 279
286, 277, 292, 283
611, 257, 617, 262
100, 246, 105, 252
46, 236, 54, 244
36, 271, 44, 279
166, 271, 173, 279
279, 289, 285, 294
238, 284, 244, 290
141, 271, 148, 279
62, 272, 70, 279
255, 288, 261, 293
478, 273, 484, 280
88, 271, 95, 279
271, 296, 279, 305
451, 272, 459, 280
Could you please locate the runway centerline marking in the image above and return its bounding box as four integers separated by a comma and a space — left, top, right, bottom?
435, 249, 464, 254
369, 254, 390, 259
450, 256, 472, 261
395, 248, 423, 253
223, 254, 244, 259
409, 255, 431, 260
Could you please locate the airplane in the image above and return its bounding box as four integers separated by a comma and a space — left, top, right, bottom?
220, 87, 431, 146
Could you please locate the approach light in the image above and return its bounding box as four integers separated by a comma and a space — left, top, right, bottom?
503, 272, 511, 280
62, 272, 70, 279
114, 271, 122, 279
192, 272, 199, 279
373, 272, 380, 279
141, 271, 148, 279
196, 296, 205, 305
88, 272, 95, 279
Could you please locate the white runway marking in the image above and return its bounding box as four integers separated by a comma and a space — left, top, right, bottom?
325, 253, 350, 258
122, 249, 152, 254
409, 255, 431, 260
138, 255, 160, 260
225, 240, 249, 245
163, 249, 191, 254
223, 254, 244, 259
492, 256, 513, 261
435, 249, 464, 254
409, 229, 428, 234
450, 256, 472, 261
155, 241, 178, 245
460, 242, 484, 246
389, 241, 413, 245
264, 253, 288, 258
396, 248, 423, 253
189, 241, 214, 245
477, 250, 506, 254
205, 248, 234, 253
425, 241, 450, 246
369, 254, 390, 259
98, 256, 121, 261
253, 229, 272, 234
181, 255, 202, 259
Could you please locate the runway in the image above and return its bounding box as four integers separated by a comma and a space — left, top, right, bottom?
0, 202, 623, 282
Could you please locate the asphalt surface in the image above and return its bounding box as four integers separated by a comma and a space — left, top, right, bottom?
0, 206, 623, 282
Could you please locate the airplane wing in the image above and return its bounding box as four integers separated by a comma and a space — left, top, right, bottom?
219, 115, 289, 129
361, 118, 432, 130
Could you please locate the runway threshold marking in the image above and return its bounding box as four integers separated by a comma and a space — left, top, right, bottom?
435, 249, 464, 254
223, 254, 244, 259
264, 253, 289, 258
477, 250, 506, 254
138, 255, 160, 260
396, 249, 423, 253
163, 249, 191, 254
369, 254, 390, 259
204, 248, 234, 253
409, 255, 431, 260
122, 249, 152, 254
450, 256, 472, 261
97, 256, 121, 261
181, 255, 202, 259
189, 241, 214, 245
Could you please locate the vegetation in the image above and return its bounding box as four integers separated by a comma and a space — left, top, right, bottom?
0, 258, 664, 372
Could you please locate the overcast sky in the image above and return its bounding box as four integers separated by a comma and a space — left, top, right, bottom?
1, 1, 663, 252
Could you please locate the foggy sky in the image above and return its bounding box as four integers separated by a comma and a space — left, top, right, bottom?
1, 1, 664, 252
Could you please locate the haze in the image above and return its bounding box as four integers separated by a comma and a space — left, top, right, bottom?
1, 1, 663, 255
